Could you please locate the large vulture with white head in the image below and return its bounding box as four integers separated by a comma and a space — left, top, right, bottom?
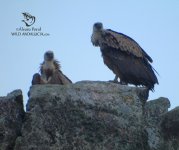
91, 22, 158, 91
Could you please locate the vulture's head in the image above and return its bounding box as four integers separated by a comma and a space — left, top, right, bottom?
93, 22, 103, 32
44, 50, 54, 61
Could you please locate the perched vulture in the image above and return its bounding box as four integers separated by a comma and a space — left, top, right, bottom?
91, 22, 158, 91
32, 51, 72, 85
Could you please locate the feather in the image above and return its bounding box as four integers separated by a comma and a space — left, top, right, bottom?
91, 22, 158, 91
40, 59, 72, 84
101, 29, 153, 63
101, 47, 158, 90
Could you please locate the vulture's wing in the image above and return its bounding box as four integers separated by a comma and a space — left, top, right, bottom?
32, 73, 41, 85
102, 29, 153, 63
39, 62, 44, 74
49, 60, 72, 84
53, 59, 61, 70
49, 70, 72, 84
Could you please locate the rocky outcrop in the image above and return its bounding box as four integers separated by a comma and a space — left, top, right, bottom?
144, 97, 170, 150
161, 106, 179, 138
1, 81, 179, 150
15, 81, 150, 150
144, 98, 179, 150
161, 106, 179, 150
0, 90, 25, 150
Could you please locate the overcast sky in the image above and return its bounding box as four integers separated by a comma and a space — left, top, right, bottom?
1, 0, 179, 109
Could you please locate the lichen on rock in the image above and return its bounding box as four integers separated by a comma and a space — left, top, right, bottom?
1, 81, 179, 150
0, 90, 25, 150
15, 81, 150, 150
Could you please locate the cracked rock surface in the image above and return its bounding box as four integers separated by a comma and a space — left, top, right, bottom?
1, 81, 179, 150
0, 90, 25, 150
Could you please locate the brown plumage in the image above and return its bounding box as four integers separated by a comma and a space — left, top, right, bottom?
31, 73, 43, 85
32, 51, 72, 85
91, 22, 158, 91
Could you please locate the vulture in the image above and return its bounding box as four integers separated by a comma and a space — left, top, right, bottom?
91, 22, 158, 91
32, 51, 72, 85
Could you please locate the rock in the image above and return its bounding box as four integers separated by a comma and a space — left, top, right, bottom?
145, 97, 179, 150
15, 81, 150, 150
1, 81, 179, 150
160, 106, 179, 150
144, 97, 170, 150
0, 90, 25, 150
161, 106, 179, 138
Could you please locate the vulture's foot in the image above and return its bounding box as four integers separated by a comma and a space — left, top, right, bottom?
119, 81, 127, 85
108, 80, 119, 84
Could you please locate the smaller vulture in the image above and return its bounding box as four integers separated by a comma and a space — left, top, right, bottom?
32, 51, 72, 85
91, 22, 158, 91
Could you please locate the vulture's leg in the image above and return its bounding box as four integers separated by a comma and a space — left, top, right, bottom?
113, 75, 118, 82
109, 75, 119, 83
119, 80, 127, 85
